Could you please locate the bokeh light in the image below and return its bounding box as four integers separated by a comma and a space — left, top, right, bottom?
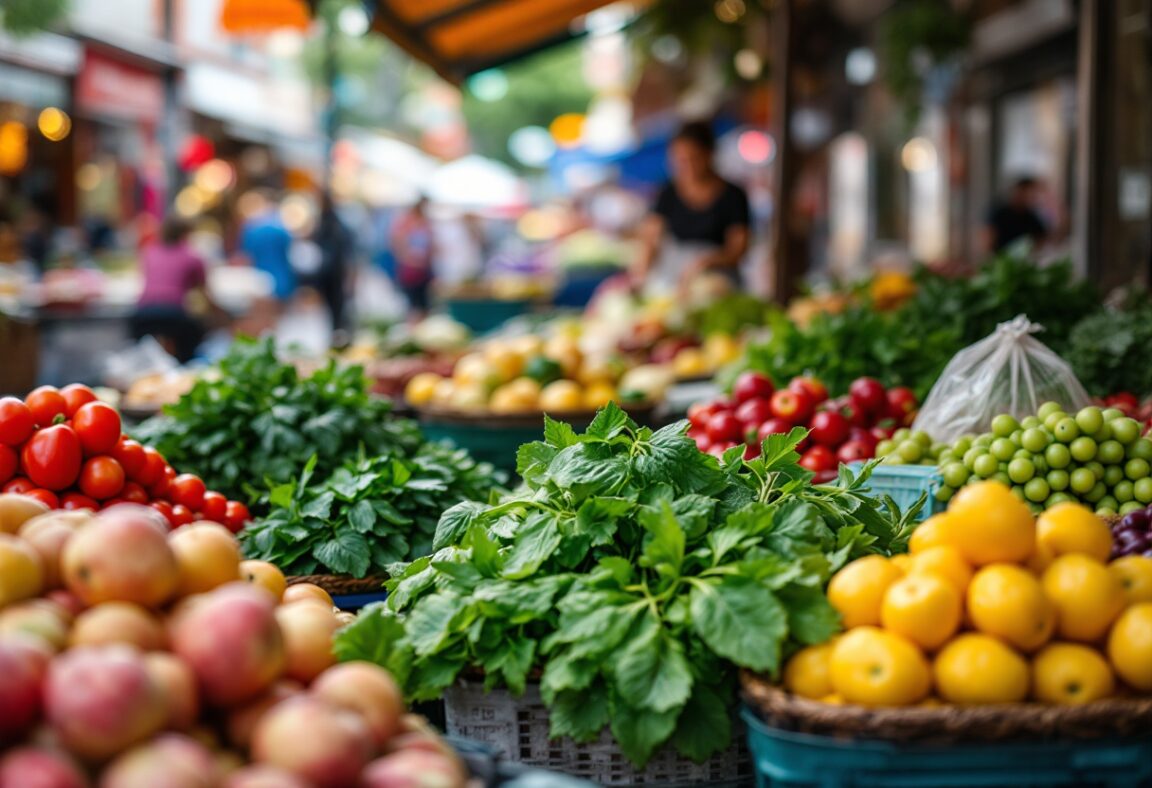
901, 137, 938, 172
468, 69, 509, 102
0, 122, 28, 174
193, 159, 236, 193
714, 0, 746, 23
37, 108, 72, 142
737, 130, 775, 164
549, 113, 585, 149
508, 126, 556, 167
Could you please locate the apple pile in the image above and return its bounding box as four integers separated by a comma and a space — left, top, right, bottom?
0, 502, 469, 788
688, 373, 918, 481
0, 385, 250, 531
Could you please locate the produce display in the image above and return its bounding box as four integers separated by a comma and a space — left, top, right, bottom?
336, 406, 919, 766
0, 504, 469, 788
876, 429, 948, 466
688, 372, 918, 479
933, 403, 1152, 516
0, 386, 250, 530
782, 481, 1152, 706
1109, 505, 1152, 559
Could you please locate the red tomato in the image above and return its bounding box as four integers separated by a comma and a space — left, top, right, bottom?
789, 376, 829, 404
101, 498, 129, 509
61, 492, 100, 511
23, 489, 59, 509
150, 500, 174, 523
757, 418, 795, 442
837, 439, 875, 464
812, 469, 838, 484
170, 504, 194, 527
21, 424, 82, 491
687, 400, 725, 431
2, 477, 34, 494
743, 442, 762, 461
809, 411, 850, 448
111, 439, 146, 479
120, 481, 149, 505
799, 445, 839, 473
0, 397, 35, 446
169, 474, 206, 512
693, 434, 712, 453
224, 501, 251, 532
0, 445, 15, 485
732, 372, 775, 405
78, 457, 126, 500
200, 490, 228, 523
706, 412, 743, 444
848, 377, 887, 415
25, 386, 67, 427
136, 447, 166, 485
734, 398, 774, 430
72, 402, 122, 456
60, 384, 98, 417
769, 388, 814, 425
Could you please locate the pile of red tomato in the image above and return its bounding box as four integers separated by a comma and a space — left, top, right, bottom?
688, 372, 919, 481
0, 385, 249, 531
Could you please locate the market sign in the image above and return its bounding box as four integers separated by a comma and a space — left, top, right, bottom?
75, 49, 164, 123
219, 0, 311, 33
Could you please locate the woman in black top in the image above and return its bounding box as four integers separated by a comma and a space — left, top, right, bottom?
633, 121, 751, 293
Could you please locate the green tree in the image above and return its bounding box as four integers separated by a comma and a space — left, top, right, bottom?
1, 0, 70, 35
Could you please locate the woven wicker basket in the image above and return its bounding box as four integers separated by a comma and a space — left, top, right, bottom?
443, 679, 753, 786
285, 574, 387, 597
741, 671, 1152, 745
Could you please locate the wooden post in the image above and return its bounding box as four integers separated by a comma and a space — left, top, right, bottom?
770, 0, 806, 303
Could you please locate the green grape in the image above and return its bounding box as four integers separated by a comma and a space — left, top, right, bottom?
1053, 418, 1080, 443
897, 441, 923, 463
1074, 406, 1104, 435
893, 428, 912, 443
1127, 438, 1152, 462
876, 440, 895, 457
936, 485, 955, 503
1112, 417, 1141, 445
1010, 485, 1028, 501
952, 436, 973, 455
1125, 458, 1151, 481
1069, 468, 1097, 495
1085, 481, 1109, 504
1098, 495, 1120, 512
1085, 461, 1106, 480
914, 431, 933, 449
1037, 401, 1064, 420
1120, 501, 1145, 516
1024, 477, 1050, 502
973, 434, 993, 449
973, 454, 999, 478
1092, 421, 1114, 443
990, 438, 1016, 461
1045, 469, 1069, 492
1007, 458, 1035, 484
1046, 492, 1076, 508
991, 414, 1019, 438
962, 447, 982, 469
1104, 465, 1125, 487
1102, 408, 1126, 422
1020, 416, 1041, 430
1045, 444, 1072, 470
1114, 480, 1135, 503
1098, 440, 1126, 465
942, 462, 969, 489
1135, 477, 1152, 505
1021, 428, 1050, 453
1069, 437, 1097, 463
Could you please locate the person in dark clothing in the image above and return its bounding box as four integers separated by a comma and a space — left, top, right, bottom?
313, 197, 354, 344
633, 121, 751, 293
983, 176, 1049, 254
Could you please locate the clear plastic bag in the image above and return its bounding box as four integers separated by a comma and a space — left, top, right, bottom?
912, 315, 1090, 443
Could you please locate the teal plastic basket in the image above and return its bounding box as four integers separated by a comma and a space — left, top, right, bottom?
743, 707, 1152, 787
443, 298, 533, 334
852, 463, 944, 522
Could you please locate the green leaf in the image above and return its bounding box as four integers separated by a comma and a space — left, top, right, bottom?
347, 500, 377, 533
543, 415, 580, 448
501, 514, 562, 580
545, 444, 629, 500
758, 426, 809, 471
639, 503, 685, 578
433, 501, 488, 551
405, 593, 468, 656
313, 530, 371, 577
268, 482, 295, 510
300, 490, 335, 520
540, 648, 599, 701
634, 422, 723, 493
671, 683, 732, 763
465, 523, 502, 577
516, 441, 557, 484
550, 684, 610, 742
690, 576, 788, 672
574, 497, 632, 546
488, 637, 536, 695
777, 584, 842, 645
585, 402, 633, 440
609, 694, 680, 768
331, 605, 412, 684
763, 499, 832, 557
613, 616, 693, 714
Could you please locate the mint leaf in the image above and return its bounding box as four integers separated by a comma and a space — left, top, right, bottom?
574, 497, 632, 546
639, 503, 685, 578
690, 576, 788, 672
671, 684, 731, 763
543, 415, 580, 448
516, 441, 556, 484
613, 617, 693, 713
332, 605, 413, 685
313, 531, 370, 577
586, 402, 633, 440
501, 514, 562, 580
777, 584, 842, 645
405, 593, 468, 656
433, 501, 488, 551
347, 500, 377, 533
550, 684, 610, 742
609, 694, 680, 767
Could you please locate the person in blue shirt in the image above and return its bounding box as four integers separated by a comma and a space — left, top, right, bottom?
238, 191, 296, 303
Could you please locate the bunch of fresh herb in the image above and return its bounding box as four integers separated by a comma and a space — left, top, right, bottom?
133, 338, 422, 507
240, 444, 502, 578
334, 405, 917, 766
1065, 297, 1152, 397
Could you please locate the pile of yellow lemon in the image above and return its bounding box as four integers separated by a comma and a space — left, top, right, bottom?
784, 481, 1152, 707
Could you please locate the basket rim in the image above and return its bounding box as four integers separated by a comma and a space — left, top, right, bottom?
285, 573, 387, 595
414, 402, 656, 426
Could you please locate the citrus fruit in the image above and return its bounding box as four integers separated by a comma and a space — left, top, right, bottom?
538, 380, 583, 412
933, 633, 1030, 704
907, 545, 973, 595
942, 481, 1035, 565
1032, 643, 1115, 704
890, 554, 913, 574
1024, 541, 1056, 575
1035, 503, 1113, 562
967, 564, 1055, 652
880, 574, 962, 651
827, 556, 904, 629
582, 382, 618, 410
783, 643, 834, 699
829, 627, 931, 706
1109, 555, 1152, 604
403, 373, 442, 406
1107, 603, 1152, 690
1042, 555, 1126, 643
909, 513, 950, 554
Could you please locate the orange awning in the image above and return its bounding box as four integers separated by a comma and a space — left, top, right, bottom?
370, 0, 640, 83
220, 0, 312, 33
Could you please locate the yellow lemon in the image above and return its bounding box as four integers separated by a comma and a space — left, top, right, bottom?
827, 556, 904, 629
909, 514, 951, 554
967, 564, 1055, 652
1107, 603, 1152, 691
1036, 503, 1113, 562
880, 574, 962, 651
1109, 556, 1152, 605
583, 382, 619, 410
907, 545, 974, 595
941, 481, 1035, 565
403, 372, 442, 406
829, 627, 931, 707
1032, 642, 1115, 704
1042, 555, 1127, 643
934, 633, 1029, 704
782, 643, 834, 699
538, 380, 584, 413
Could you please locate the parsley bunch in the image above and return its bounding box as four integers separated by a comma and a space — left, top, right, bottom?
335, 405, 916, 766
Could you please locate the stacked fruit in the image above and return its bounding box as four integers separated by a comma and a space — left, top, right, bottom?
0, 503, 468, 788
876, 429, 948, 466
1110, 505, 1152, 559
0, 385, 250, 531
782, 482, 1152, 707
688, 373, 918, 479
935, 403, 1152, 516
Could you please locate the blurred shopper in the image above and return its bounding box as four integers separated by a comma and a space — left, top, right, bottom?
390, 197, 435, 317
239, 191, 297, 304
982, 176, 1049, 254
633, 121, 750, 294
132, 217, 218, 362
312, 196, 355, 345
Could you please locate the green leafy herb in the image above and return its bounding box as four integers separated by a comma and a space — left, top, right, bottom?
335, 405, 911, 766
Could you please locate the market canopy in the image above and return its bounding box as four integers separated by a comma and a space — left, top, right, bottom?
368, 0, 635, 83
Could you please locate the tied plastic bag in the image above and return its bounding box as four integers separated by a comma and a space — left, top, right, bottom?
913, 315, 1090, 443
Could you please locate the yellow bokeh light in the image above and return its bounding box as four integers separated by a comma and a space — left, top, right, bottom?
714, 0, 746, 23
0, 121, 29, 175
193, 159, 236, 193
37, 107, 72, 142
76, 163, 103, 191
901, 137, 937, 172
549, 113, 586, 148
174, 186, 206, 217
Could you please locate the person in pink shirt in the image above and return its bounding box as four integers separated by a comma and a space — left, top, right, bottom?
132, 217, 216, 361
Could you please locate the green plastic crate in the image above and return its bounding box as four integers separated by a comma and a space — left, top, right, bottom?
743, 707, 1152, 787
443, 298, 533, 334
852, 463, 944, 522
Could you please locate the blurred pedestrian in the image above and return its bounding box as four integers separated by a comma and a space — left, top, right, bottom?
312, 195, 355, 345
238, 190, 296, 304
390, 196, 435, 318
633, 121, 751, 294
982, 176, 1049, 255
131, 216, 219, 362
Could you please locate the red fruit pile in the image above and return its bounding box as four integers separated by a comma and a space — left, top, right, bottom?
0, 385, 249, 531
688, 373, 919, 482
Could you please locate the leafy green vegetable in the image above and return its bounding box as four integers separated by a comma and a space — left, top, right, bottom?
240, 443, 501, 577
133, 338, 422, 507
1065, 295, 1152, 396
334, 405, 915, 766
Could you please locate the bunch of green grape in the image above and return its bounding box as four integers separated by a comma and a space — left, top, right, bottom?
936, 402, 1152, 515
876, 429, 948, 466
